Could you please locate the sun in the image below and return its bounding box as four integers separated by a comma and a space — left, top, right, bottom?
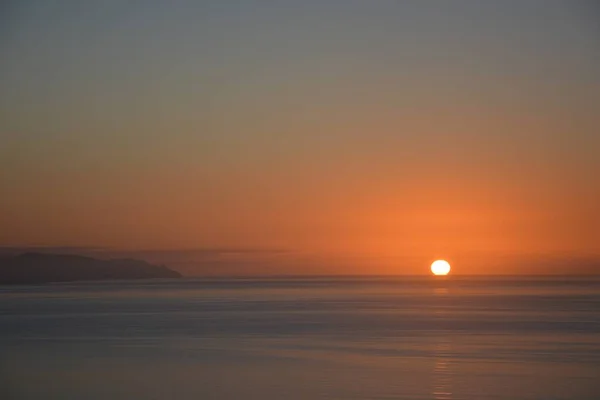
431, 260, 451, 276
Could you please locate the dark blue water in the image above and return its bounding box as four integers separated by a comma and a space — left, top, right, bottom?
2, 277, 599, 399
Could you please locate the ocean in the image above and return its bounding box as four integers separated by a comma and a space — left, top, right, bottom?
1, 276, 599, 399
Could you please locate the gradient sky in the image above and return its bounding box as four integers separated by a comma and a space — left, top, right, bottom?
1, 1, 599, 274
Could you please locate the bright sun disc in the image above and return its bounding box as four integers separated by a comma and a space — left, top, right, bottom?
431, 260, 451, 276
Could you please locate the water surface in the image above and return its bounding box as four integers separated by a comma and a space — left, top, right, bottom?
1, 276, 599, 399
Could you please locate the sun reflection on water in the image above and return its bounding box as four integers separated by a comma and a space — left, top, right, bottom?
432, 340, 453, 400
432, 283, 453, 399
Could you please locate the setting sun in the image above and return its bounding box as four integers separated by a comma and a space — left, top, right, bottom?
431, 260, 451, 276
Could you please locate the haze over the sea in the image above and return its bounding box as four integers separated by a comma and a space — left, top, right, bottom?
1, 1, 599, 275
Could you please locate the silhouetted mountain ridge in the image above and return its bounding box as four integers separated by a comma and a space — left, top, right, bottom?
0, 252, 182, 284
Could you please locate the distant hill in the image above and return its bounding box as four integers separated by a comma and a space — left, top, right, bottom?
0, 253, 182, 284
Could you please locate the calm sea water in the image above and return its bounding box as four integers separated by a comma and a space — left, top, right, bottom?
1, 276, 599, 400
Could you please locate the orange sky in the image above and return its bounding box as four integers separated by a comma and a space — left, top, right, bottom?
1, 1, 599, 274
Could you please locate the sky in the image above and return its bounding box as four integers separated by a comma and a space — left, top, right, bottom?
1, 1, 599, 275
